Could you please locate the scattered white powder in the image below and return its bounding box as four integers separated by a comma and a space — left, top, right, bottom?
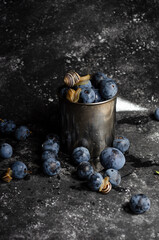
147, 132, 159, 143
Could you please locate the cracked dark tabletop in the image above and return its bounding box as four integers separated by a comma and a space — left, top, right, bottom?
0, 1, 159, 239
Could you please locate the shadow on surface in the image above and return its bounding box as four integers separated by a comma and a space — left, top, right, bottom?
122, 202, 133, 214
70, 181, 90, 192
117, 115, 150, 125
127, 154, 159, 168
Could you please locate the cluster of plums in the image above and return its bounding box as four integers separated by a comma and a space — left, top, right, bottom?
0, 117, 151, 214
0, 118, 31, 180
0, 119, 31, 140
72, 137, 151, 214
60, 72, 118, 103
41, 134, 61, 176
73, 137, 128, 191
0, 119, 31, 159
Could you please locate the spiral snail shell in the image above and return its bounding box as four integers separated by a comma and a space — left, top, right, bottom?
99, 176, 112, 194
64, 70, 91, 87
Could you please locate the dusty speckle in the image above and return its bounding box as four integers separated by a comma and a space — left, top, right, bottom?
0, 0, 159, 239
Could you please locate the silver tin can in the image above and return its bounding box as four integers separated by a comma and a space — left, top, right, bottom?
58, 89, 117, 158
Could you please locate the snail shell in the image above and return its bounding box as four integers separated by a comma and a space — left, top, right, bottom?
64, 71, 80, 87
66, 88, 82, 103
2, 168, 12, 183
101, 181, 112, 194
66, 89, 76, 102
99, 176, 112, 194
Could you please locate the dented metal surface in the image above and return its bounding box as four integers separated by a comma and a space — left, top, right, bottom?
59, 92, 117, 157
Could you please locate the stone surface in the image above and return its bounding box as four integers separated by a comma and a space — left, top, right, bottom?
0, 0, 159, 239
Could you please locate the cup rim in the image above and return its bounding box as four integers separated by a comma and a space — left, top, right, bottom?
57, 86, 118, 106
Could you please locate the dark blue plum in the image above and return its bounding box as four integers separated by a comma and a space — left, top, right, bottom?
113, 136, 130, 154
100, 147, 125, 170
80, 88, 95, 103
91, 72, 111, 88
11, 161, 28, 179
0, 119, 8, 133
5, 120, 16, 133
74, 80, 92, 90
46, 133, 60, 145
129, 194, 151, 214
93, 89, 103, 103
41, 151, 56, 161
154, 108, 159, 121
104, 169, 121, 187
88, 172, 103, 191
15, 126, 31, 140
43, 158, 61, 176
77, 161, 94, 180
72, 146, 90, 165
99, 79, 118, 100
0, 143, 13, 159
42, 139, 59, 156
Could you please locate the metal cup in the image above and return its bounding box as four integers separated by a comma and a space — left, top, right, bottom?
58, 88, 117, 158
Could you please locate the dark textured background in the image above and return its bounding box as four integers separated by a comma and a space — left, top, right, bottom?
0, 1, 159, 239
